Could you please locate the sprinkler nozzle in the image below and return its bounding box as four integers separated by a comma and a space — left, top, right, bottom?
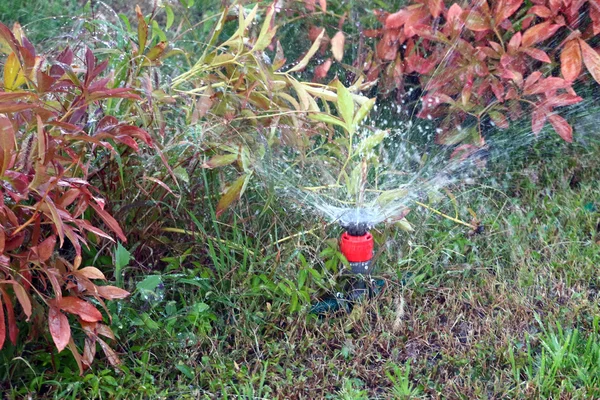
338, 208, 378, 236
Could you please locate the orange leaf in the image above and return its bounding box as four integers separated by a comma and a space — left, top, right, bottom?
495, 0, 523, 26
579, 39, 600, 85
462, 10, 490, 31
78, 267, 106, 280
314, 58, 332, 80
561, 40, 582, 82
331, 31, 345, 62
12, 282, 31, 320
318, 0, 326, 12
548, 114, 572, 142
522, 22, 562, 48
96, 285, 130, 300
386, 9, 408, 29
49, 306, 71, 352
58, 296, 103, 322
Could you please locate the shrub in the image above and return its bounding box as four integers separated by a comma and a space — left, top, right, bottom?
172, 4, 375, 215
0, 22, 151, 372
316, 0, 600, 148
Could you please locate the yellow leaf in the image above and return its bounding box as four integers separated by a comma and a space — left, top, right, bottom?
3, 52, 26, 90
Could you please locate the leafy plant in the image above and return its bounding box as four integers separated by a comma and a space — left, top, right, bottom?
350, 0, 600, 146
0, 22, 151, 372
172, 4, 375, 216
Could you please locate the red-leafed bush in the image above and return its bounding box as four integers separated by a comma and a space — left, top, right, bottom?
0, 22, 151, 372
358, 0, 600, 148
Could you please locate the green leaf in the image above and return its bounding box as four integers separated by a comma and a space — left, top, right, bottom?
202, 153, 237, 169
395, 219, 414, 232
115, 242, 131, 285
140, 313, 159, 330
173, 166, 189, 184
176, 363, 195, 379
252, 4, 277, 52
336, 80, 354, 127
376, 188, 408, 205
165, 5, 174, 30
346, 162, 363, 197
136, 275, 162, 292
309, 113, 347, 131
353, 97, 376, 126
354, 129, 387, 155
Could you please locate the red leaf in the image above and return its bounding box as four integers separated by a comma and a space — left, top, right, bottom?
58, 296, 103, 322
524, 77, 570, 95
89, 201, 127, 242
531, 106, 548, 134
522, 22, 563, 48
96, 285, 130, 300
427, 0, 444, 18
548, 114, 572, 142
561, 40, 582, 82
508, 32, 522, 52
0, 295, 5, 349
528, 5, 552, 18
522, 48, 551, 63
32, 235, 56, 263
544, 93, 582, 108
49, 306, 71, 352
314, 58, 332, 80
115, 125, 152, 146
495, 0, 523, 26
591, 4, 600, 36
0, 288, 17, 346
579, 39, 600, 85
376, 30, 400, 60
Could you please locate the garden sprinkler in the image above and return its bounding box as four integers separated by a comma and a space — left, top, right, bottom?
311, 208, 380, 314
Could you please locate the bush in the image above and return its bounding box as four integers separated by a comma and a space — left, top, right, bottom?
0, 22, 151, 373
310, 0, 600, 149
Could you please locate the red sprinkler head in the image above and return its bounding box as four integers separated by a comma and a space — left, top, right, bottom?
340, 232, 374, 263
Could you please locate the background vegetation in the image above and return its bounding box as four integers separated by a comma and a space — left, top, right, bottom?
0, 0, 599, 398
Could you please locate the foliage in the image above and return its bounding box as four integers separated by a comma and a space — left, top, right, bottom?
172, 4, 376, 215
0, 22, 152, 372
326, 0, 600, 148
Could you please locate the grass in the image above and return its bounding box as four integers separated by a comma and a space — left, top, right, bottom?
1, 1, 600, 399
2, 136, 599, 399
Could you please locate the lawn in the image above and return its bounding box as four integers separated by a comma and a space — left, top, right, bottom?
0, 1, 599, 399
